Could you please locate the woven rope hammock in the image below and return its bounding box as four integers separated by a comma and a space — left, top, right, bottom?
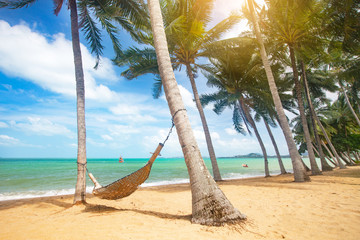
86, 109, 186, 200
88, 143, 163, 200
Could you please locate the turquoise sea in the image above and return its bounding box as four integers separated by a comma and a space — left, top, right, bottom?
0, 156, 306, 201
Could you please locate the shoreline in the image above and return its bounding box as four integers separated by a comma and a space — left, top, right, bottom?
1, 166, 359, 239
0, 173, 272, 202
0, 174, 266, 203
0, 165, 354, 203
0, 156, 299, 202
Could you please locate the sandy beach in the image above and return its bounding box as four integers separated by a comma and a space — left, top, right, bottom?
1, 166, 359, 240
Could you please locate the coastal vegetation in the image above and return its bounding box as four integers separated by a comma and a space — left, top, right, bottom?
1, 0, 359, 226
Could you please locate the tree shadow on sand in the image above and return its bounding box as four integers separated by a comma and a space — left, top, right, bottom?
83, 203, 192, 221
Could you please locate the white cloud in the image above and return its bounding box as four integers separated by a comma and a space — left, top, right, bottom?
217, 137, 259, 152
326, 91, 339, 103
110, 124, 141, 136
0, 135, 20, 146
211, 132, 220, 140
160, 84, 196, 110
225, 127, 238, 135
210, 0, 248, 38
108, 103, 158, 124
0, 20, 119, 102
11, 117, 74, 137
69, 143, 77, 148
210, 0, 267, 39
143, 128, 182, 157
0, 121, 9, 128
212, 0, 246, 20
101, 134, 113, 141
1, 84, 12, 91
178, 85, 196, 109
110, 103, 140, 116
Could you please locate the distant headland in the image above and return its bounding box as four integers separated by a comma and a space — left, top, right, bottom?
219, 153, 291, 159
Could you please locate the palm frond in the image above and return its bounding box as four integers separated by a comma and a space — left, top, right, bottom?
94, 12, 123, 59
203, 14, 241, 43
152, 75, 163, 99
199, 93, 217, 107
213, 99, 229, 115
0, 0, 36, 9
115, 47, 157, 65
78, 2, 104, 69
233, 104, 246, 135
53, 0, 63, 16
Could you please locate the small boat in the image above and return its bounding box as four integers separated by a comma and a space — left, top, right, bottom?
242, 164, 248, 168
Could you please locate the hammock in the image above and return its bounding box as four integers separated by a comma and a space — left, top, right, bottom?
88, 143, 163, 200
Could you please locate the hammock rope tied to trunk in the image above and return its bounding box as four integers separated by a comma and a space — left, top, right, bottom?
86, 108, 186, 200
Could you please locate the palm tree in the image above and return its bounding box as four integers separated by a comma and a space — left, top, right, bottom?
301, 62, 334, 171
168, 0, 241, 181
200, 38, 272, 177
117, 0, 241, 181
0, 0, 146, 203
0, 0, 89, 204
340, 83, 360, 127
251, 74, 294, 175
116, 0, 238, 181
245, 0, 309, 182
261, 0, 323, 175
252, 92, 290, 175
324, 0, 360, 56
147, 0, 246, 226
263, 118, 287, 174
326, 95, 360, 162
304, 94, 347, 169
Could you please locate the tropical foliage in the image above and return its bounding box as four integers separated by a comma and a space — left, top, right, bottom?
116, 0, 242, 181
2, 0, 359, 224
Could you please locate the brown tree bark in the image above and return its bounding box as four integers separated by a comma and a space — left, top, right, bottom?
264, 119, 287, 174
70, 0, 87, 204
185, 64, 222, 181
301, 62, 333, 171
288, 46, 321, 175
247, 0, 309, 182
148, 0, 245, 225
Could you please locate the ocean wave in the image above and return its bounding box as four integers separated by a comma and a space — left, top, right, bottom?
141, 178, 189, 187
0, 173, 272, 201
0, 179, 193, 201
0, 187, 94, 201
223, 172, 264, 180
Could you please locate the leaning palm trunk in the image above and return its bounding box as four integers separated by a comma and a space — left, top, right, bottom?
276, 115, 311, 172
312, 144, 335, 167
340, 83, 360, 127
342, 152, 355, 165
289, 47, 321, 175
70, 0, 87, 204
148, 0, 245, 225
340, 153, 352, 165
348, 153, 356, 165
247, 0, 309, 182
263, 119, 287, 174
301, 62, 333, 171
321, 140, 346, 168
185, 64, 222, 181
316, 119, 346, 169
241, 100, 270, 177
321, 140, 337, 166
353, 151, 360, 162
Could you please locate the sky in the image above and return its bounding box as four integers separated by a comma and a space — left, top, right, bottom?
0, 0, 291, 159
